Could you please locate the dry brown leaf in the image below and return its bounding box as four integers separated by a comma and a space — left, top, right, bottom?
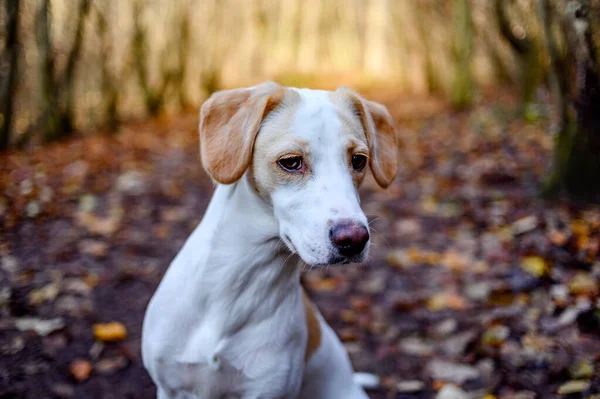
93, 322, 127, 342
568, 272, 598, 296
549, 230, 569, 246
78, 240, 109, 258
427, 292, 467, 311
441, 250, 470, 272
571, 219, 590, 238
76, 209, 121, 236
70, 359, 92, 382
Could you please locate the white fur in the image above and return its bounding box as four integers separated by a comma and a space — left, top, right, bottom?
142, 86, 371, 399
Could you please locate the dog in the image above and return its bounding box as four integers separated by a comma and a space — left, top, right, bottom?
142, 81, 398, 399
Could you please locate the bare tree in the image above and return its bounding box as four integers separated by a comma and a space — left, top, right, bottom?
174, 1, 191, 109
35, 0, 91, 143
35, 0, 61, 142
496, 0, 544, 117
416, 1, 444, 94
0, 0, 20, 150
132, 0, 176, 116
451, 0, 474, 109
95, 1, 119, 131
541, 0, 600, 200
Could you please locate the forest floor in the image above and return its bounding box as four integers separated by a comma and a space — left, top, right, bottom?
1, 90, 599, 399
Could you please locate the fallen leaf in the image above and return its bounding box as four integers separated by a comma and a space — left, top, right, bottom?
420, 196, 438, 215
387, 250, 411, 268
435, 384, 469, 399
78, 240, 109, 258
428, 359, 480, 384
29, 283, 60, 305
339, 328, 359, 342
571, 219, 590, 238
70, 359, 92, 382
83, 272, 100, 288
568, 272, 598, 295
441, 250, 470, 272
512, 215, 538, 235
557, 380, 590, 395
95, 356, 128, 374
93, 321, 127, 342
349, 296, 371, 312
51, 383, 74, 398
116, 171, 147, 194
482, 325, 510, 347
340, 309, 356, 324
62, 278, 92, 296
521, 256, 549, 277
550, 284, 569, 306
549, 230, 569, 246
15, 317, 65, 336
89, 342, 104, 360
400, 337, 435, 356
569, 359, 594, 379
427, 292, 467, 311
396, 380, 425, 393
77, 212, 120, 236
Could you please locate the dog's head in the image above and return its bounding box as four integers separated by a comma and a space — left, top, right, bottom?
199, 81, 398, 266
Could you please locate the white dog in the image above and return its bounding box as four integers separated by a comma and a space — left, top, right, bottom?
142, 81, 398, 399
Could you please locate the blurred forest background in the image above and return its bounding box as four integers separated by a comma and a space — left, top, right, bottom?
1, 0, 600, 198
1, 1, 600, 399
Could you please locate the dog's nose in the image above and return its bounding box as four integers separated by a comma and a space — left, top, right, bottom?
330, 221, 370, 257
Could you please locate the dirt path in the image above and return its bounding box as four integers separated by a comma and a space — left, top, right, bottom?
1, 93, 599, 399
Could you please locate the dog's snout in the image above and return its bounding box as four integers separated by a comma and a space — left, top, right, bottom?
329, 221, 369, 257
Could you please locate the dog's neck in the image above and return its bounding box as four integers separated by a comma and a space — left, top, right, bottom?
190, 175, 301, 334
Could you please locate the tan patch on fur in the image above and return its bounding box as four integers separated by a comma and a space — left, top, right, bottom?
199, 81, 286, 184
251, 92, 305, 196
302, 290, 321, 362
333, 88, 399, 188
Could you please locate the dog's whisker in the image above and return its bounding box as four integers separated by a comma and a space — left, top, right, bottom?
368, 226, 392, 249
279, 251, 295, 273
368, 217, 380, 225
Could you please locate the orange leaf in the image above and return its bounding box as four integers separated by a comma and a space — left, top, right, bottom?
93, 322, 127, 342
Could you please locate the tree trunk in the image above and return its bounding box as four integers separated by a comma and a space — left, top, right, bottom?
496, 0, 543, 119
60, 0, 92, 133
132, 0, 172, 116
542, 0, 600, 201
36, 0, 62, 142
450, 0, 474, 110
0, 0, 20, 151
96, 2, 119, 131
35, 0, 91, 143
416, 1, 443, 95
176, 4, 191, 109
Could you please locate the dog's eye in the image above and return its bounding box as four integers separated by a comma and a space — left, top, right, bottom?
351, 154, 367, 171
278, 156, 303, 172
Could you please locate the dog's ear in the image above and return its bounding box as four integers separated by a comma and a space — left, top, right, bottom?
199, 81, 285, 184
338, 87, 398, 188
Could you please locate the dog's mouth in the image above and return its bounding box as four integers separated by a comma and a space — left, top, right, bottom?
281, 233, 368, 267
307, 252, 367, 267
327, 253, 365, 266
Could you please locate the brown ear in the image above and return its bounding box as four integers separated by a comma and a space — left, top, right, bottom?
338, 87, 398, 188
199, 81, 285, 184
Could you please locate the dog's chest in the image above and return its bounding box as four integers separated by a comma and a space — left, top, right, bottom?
154, 317, 307, 398
146, 287, 308, 398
